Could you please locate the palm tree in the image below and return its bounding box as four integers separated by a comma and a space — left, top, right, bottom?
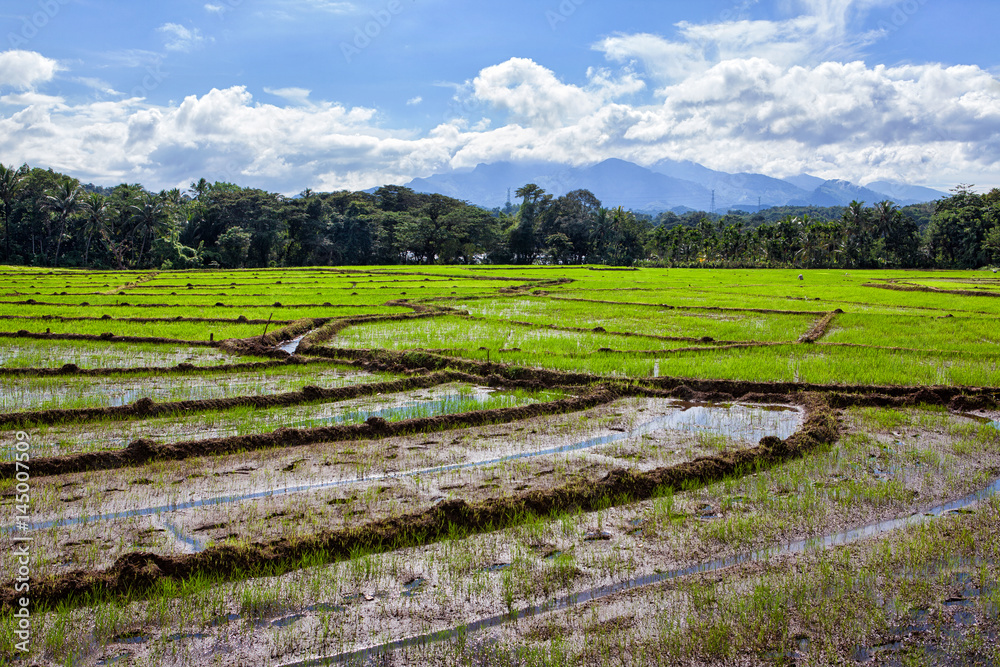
187, 178, 209, 200
129, 192, 167, 267
41, 178, 82, 266
841, 200, 872, 267
872, 200, 900, 241
0, 163, 25, 261
80, 192, 112, 266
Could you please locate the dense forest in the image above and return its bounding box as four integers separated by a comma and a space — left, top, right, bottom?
0, 162, 997, 270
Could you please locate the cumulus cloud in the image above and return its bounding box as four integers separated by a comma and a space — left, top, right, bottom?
157, 23, 210, 52
406, 96, 423, 106
596, 0, 895, 86
3, 0, 1000, 194
3, 55, 999, 194
0, 51, 59, 90
470, 57, 644, 129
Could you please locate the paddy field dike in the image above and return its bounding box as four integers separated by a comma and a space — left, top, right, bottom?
1, 265, 998, 666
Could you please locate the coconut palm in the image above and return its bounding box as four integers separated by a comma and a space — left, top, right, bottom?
80, 192, 112, 266
187, 178, 209, 200
129, 192, 168, 267
41, 178, 82, 266
0, 163, 25, 261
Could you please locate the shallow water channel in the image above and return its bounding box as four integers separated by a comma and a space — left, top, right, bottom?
4, 400, 802, 552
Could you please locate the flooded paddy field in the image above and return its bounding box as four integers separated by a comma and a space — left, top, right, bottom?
1, 266, 999, 666
0, 339, 263, 370
0, 363, 397, 412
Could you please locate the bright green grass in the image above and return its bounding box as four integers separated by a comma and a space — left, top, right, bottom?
4, 266, 999, 386
459, 296, 818, 342
659, 344, 1000, 386
907, 279, 1000, 292
333, 315, 709, 355
824, 313, 1000, 354
332, 315, 1000, 385
0, 304, 408, 321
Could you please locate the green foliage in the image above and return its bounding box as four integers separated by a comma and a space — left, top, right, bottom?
0, 160, 994, 270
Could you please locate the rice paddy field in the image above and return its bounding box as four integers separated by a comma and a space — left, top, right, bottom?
0, 265, 998, 666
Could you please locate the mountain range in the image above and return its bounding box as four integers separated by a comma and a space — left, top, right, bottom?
402, 158, 948, 213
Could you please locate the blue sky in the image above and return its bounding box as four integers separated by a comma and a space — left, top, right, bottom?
1, 0, 998, 193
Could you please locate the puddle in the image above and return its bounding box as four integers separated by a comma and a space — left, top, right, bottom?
6, 400, 802, 550
278, 336, 305, 355
645, 401, 802, 443
851, 641, 902, 662
277, 474, 1000, 667
112, 632, 147, 645
162, 520, 203, 552
401, 577, 427, 598
272, 614, 305, 627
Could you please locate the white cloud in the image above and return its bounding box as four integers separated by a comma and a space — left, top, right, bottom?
75, 77, 121, 96
406, 96, 423, 106
263, 87, 312, 106
0, 51, 59, 90
596, 0, 897, 86
2, 54, 999, 194
204, 4, 225, 14
157, 23, 210, 52
3, 0, 999, 195
470, 57, 644, 129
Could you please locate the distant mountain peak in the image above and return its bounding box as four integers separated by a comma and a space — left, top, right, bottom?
402, 160, 944, 212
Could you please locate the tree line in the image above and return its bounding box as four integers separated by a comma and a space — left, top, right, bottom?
1, 162, 997, 269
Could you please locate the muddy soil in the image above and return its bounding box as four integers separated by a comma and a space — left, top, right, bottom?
7, 408, 997, 666
4, 397, 799, 575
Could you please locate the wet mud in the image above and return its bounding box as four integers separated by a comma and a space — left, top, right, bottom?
0, 379, 614, 479
798, 310, 841, 343
0, 393, 835, 613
